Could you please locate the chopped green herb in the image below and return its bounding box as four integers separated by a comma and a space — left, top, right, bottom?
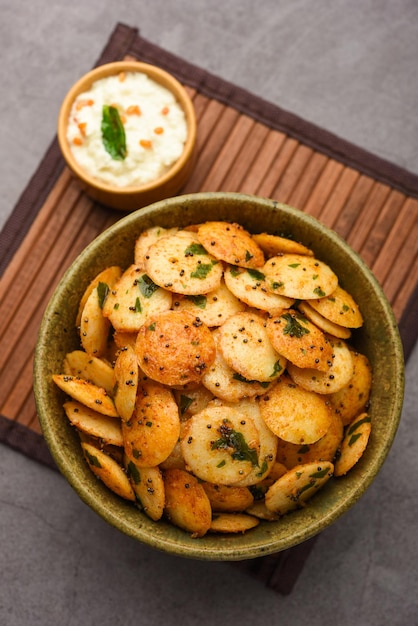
138, 274, 159, 298
295, 481, 316, 498
179, 395, 194, 414
148, 322, 156, 331
270, 359, 283, 377
97, 282, 109, 309
190, 262, 216, 279
282, 312, 310, 338
229, 266, 240, 277
245, 250, 253, 262
127, 461, 141, 485
271, 281, 284, 290
85, 450, 101, 468
342, 304, 350, 311
347, 415, 371, 435
288, 263, 301, 268
101, 105, 127, 160
256, 459, 269, 477
232, 372, 270, 388
187, 294, 207, 309
211, 421, 259, 466
134, 297, 142, 313
216, 460, 227, 468
313, 286, 326, 297
184, 243, 208, 256
247, 268, 265, 281
348, 433, 362, 447
309, 466, 330, 479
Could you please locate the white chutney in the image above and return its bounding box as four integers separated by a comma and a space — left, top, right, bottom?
66, 71, 188, 188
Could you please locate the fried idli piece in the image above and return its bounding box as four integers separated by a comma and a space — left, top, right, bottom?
113, 330, 138, 351
297, 301, 352, 340
122, 380, 180, 467
209, 513, 259, 533
254, 461, 288, 490
287, 338, 354, 395
252, 232, 314, 257
135, 310, 216, 387
245, 501, 280, 521
181, 404, 261, 485
266, 308, 333, 372
52, 374, 118, 417
197, 221, 265, 269
218, 311, 287, 383
76, 266, 122, 327
265, 461, 334, 515
259, 374, 332, 445
158, 444, 186, 471
144, 230, 223, 295
134, 225, 179, 269
79, 285, 111, 357
223, 264, 294, 314
159, 421, 188, 471
174, 385, 215, 419
334, 413, 371, 477
275, 410, 344, 469
101, 336, 121, 368
263, 254, 338, 300
246, 461, 288, 505
64, 400, 123, 447
81, 442, 136, 501
78, 430, 123, 464
202, 483, 254, 512
328, 351, 373, 426
307, 284, 363, 328
217, 397, 278, 487
267, 461, 289, 480
164, 469, 212, 538
125, 459, 165, 521
202, 329, 276, 402
113, 345, 139, 422
172, 279, 245, 327
102, 265, 172, 333
63, 350, 114, 396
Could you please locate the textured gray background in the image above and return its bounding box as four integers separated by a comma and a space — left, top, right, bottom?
1, 2, 417, 625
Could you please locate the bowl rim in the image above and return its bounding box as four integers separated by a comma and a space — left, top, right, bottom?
57, 60, 197, 196
34, 191, 405, 560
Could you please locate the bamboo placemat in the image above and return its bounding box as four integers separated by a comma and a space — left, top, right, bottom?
1, 23, 417, 594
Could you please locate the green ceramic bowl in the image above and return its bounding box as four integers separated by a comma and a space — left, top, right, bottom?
33, 192, 404, 560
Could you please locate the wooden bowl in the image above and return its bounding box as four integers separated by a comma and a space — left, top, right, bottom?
34, 192, 404, 560
57, 61, 197, 211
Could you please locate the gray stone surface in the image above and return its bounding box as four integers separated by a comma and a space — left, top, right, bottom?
1, 2, 417, 625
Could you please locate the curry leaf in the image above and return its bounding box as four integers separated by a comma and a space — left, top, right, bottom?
101, 105, 127, 160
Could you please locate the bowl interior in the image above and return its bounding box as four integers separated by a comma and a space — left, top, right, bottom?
34, 192, 404, 560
